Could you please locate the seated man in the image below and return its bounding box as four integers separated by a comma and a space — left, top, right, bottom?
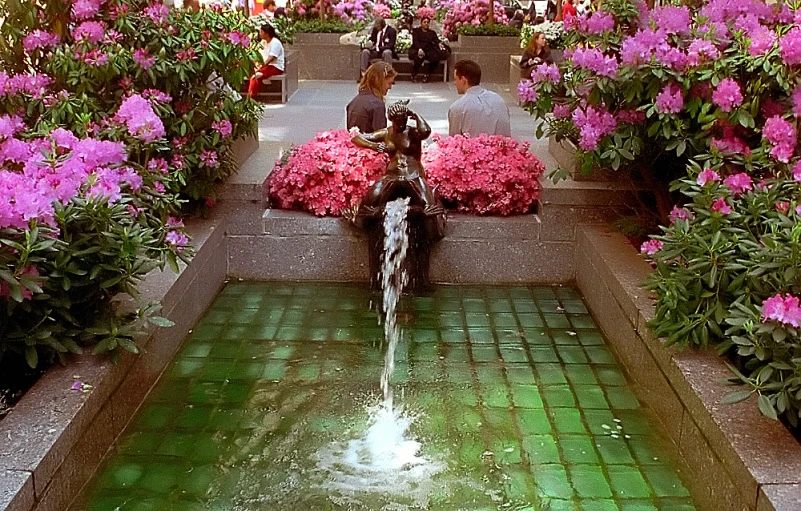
408, 17, 447, 83
448, 60, 511, 137
360, 17, 397, 78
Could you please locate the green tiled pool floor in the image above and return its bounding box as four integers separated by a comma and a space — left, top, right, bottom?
75, 283, 697, 511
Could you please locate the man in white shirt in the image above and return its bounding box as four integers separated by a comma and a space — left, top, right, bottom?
448, 60, 512, 137
248, 24, 285, 97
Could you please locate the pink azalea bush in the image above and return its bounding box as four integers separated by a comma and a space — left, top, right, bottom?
441, 0, 509, 39
268, 132, 544, 217
267, 130, 389, 216
422, 134, 543, 215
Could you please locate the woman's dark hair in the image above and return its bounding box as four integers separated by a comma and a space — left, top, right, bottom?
261, 24, 278, 39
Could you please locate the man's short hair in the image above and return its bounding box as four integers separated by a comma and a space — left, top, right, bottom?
374, 17, 387, 28
454, 60, 481, 86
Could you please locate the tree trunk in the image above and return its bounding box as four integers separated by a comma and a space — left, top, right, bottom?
556, 0, 562, 20
488, 0, 495, 24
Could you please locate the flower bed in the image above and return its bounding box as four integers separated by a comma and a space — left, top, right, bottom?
441, 0, 509, 39
267, 131, 544, 216
0, 0, 259, 377
519, 0, 801, 427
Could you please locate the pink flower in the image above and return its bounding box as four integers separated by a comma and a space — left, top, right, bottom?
133, 49, 155, 69
651, 5, 690, 34
616, 109, 645, 124
792, 161, 801, 182
212, 120, 233, 137
552, 104, 571, 119
226, 31, 251, 49
584, 11, 615, 34
23, 31, 61, 52
572, 105, 617, 151
568, 48, 618, 78
199, 150, 218, 168
796, 205, 801, 216
722, 173, 752, 195
711, 198, 731, 215
144, 3, 170, 24
517, 80, 538, 103
640, 239, 663, 255
655, 83, 683, 114
669, 205, 691, 223
711, 79, 743, 113
165, 230, 189, 252
762, 294, 801, 328
72, 0, 104, 20
780, 27, 801, 66
749, 27, 777, 56
776, 201, 790, 214
115, 94, 165, 142
531, 63, 561, 84
147, 158, 169, 175
763, 116, 796, 163
696, 169, 720, 186
711, 136, 750, 155
687, 39, 719, 66
73, 21, 106, 43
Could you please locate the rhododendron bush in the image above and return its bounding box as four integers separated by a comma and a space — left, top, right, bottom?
441, 0, 508, 39
518, 0, 801, 424
0, 0, 261, 208
423, 134, 543, 215
268, 131, 543, 216
0, 109, 187, 368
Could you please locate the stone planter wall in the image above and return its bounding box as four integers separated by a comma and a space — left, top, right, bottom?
291, 33, 359, 81
575, 225, 801, 511
453, 35, 520, 83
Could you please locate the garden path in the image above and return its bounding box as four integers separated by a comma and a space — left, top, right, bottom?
231, 80, 555, 188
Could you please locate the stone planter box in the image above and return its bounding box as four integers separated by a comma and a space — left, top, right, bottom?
291, 32, 359, 81
548, 134, 617, 182
452, 35, 520, 83
510, 55, 523, 99
575, 225, 801, 511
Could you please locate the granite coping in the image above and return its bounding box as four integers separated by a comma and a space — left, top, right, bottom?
0, 215, 227, 511
576, 224, 801, 511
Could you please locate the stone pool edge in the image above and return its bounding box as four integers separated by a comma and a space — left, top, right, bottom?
575, 224, 801, 511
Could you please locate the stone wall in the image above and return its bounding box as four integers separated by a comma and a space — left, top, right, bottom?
291, 33, 360, 81
452, 35, 520, 83
575, 225, 801, 511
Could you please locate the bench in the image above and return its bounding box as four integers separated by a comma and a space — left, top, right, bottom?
364, 54, 449, 82
249, 50, 298, 104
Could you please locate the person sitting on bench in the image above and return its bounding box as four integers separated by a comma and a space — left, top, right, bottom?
360, 17, 397, 79
248, 23, 284, 98
408, 16, 447, 83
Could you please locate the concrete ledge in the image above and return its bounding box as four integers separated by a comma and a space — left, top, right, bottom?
453, 35, 520, 83
510, 55, 523, 100
575, 224, 801, 511
291, 33, 360, 81
0, 218, 228, 511
228, 209, 572, 284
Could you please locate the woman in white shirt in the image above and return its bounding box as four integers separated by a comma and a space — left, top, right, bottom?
247, 24, 285, 97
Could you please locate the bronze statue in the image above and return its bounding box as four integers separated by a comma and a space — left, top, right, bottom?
346, 100, 446, 291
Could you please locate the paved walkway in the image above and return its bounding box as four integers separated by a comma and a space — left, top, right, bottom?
233, 80, 556, 188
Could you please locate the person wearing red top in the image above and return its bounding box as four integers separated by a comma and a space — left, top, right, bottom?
559, 0, 577, 20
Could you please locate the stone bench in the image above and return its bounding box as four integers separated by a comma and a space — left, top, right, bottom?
366, 54, 449, 82
251, 50, 298, 104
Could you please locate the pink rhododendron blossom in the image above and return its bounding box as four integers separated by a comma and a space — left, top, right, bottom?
620, 29, 663, 66
373, 3, 392, 18
617, 109, 646, 124
572, 105, 617, 151
711, 198, 731, 215
199, 150, 218, 168
73, 21, 106, 43
762, 98, 785, 119
72, 0, 104, 19
0, 115, 24, 139
141, 89, 172, 103
552, 104, 571, 118
722, 173, 752, 195
792, 161, 801, 182
144, 3, 170, 24
640, 239, 663, 255
0, 267, 40, 301
212, 120, 233, 137
226, 31, 251, 48
531, 63, 561, 84
133, 49, 155, 69
652, 5, 690, 34
749, 27, 777, 55
423, 134, 544, 215
115, 94, 166, 142
655, 83, 683, 114
710, 136, 750, 155
669, 205, 692, 223
267, 129, 388, 216
568, 47, 619, 77
763, 116, 796, 162
697, 169, 720, 186
655, 46, 688, 71
711, 79, 743, 112
762, 294, 801, 328
23, 31, 61, 52
417, 6, 435, 19
147, 158, 168, 175
796, 205, 801, 216
166, 230, 189, 251
776, 201, 790, 214
80, 49, 109, 66
791, 87, 801, 118
517, 80, 538, 103
687, 39, 719, 66
584, 11, 615, 34
780, 27, 801, 65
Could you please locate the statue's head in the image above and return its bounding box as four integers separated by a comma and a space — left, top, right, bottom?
387, 100, 410, 128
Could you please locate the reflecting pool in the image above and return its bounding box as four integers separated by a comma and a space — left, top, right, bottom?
75, 282, 698, 511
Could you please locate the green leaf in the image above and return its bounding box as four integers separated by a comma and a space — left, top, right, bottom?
758, 394, 778, 420
25, 346, 38, 368
721, 389, 752, 404
149, 316, 175, 328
